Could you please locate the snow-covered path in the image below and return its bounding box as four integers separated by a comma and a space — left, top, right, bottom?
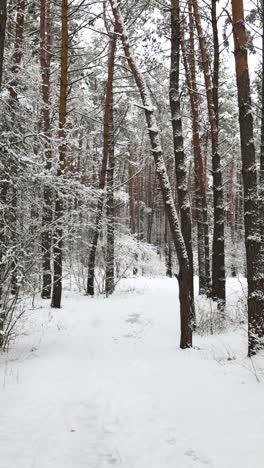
0, 278, 264, 468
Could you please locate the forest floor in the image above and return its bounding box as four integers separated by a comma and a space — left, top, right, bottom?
0, 277, 264, 468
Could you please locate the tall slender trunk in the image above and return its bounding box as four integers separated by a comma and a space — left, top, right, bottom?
0, 0, 7, 342
212, 0, 219, 125
109, 0, 192, 348
0, 0, 7, 90
170, 0, 195, 323
231, 0, 264, 355
86, 27, 117, 296
181, 1, 211, 297
51, 0, 68, 308
40, 0, 52, 299
0, 0, 25, 342
128, 152, 136, 235
9, 0, 25, 297
105, 98, 115, 296
193, 0, 225, 311
260, 0, 264, 254
165, 218, 173, 278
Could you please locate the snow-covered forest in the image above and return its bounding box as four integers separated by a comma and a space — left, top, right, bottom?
0, 0, 264, 466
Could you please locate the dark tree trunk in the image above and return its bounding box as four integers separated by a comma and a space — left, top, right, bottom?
260, 0, 264, 258
40, 0, 52, 299
193, 0, 225, 312
51, 0, 68, 308
8, 0, 25, 297
170, 0, 195, 324
128, 152, 136, 235
105, 99, 115, 296
0, 180, 8, 346
165, 219, 173, 278
86, 28, 117, 296
181, 1, 211, 297
231, 0, 264, 355
210, 0, 225, 310
0, 0, 7, 90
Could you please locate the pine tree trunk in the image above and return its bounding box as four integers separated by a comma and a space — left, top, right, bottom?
165, 219, 173, 278
51, 0, 68, 308
86, 28, 117, 296
128, 153, 136, 235
193, 0, 225, 312
0, 179, 7, 346
40, 0, 52, 299
109, 0, 192, 348
181, 2, 211, 297
8, 0, 25, 297
170, 0, 195, 324
260, 0, 264, 266
231, 0, 264, 355
0, 0, 7, 90
0, 0, 25, 342
105, 97, 115, 296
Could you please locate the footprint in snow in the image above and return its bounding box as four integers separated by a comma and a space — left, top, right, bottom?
126, 313, 141, 324
185, 448, 212, 466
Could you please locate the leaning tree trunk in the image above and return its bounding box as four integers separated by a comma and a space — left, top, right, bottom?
193, 0, 225, 312
170, 0, 195, 324
0, 0, 6, 91
86, 27, 117, 296
109, 0, 192, 349
40, 0, 52, 299
51, 0, 68, 308
231, 0, 264, 355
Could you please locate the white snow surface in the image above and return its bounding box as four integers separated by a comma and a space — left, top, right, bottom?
1, 277, 264, 468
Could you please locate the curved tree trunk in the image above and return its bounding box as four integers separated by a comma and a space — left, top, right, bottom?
109, 0, 192, 349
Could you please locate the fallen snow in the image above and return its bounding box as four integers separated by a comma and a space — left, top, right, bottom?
0, 277, 264, 468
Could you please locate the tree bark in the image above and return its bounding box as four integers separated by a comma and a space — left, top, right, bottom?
170, 0, 195, 324
193, 0, 225, 312
260, 0, 264, 272
40, 0, 52, 299
105, 97, 115, 296
181, 1, 211, 297
0, 0, 7, 90
9, 0, 25, 297
231, 0, 264, 355
51, 0, 68, 308
109, 0, 192, 349
86, 26, 117, 296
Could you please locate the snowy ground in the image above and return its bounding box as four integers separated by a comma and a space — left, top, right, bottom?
1, 277, 264, 468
